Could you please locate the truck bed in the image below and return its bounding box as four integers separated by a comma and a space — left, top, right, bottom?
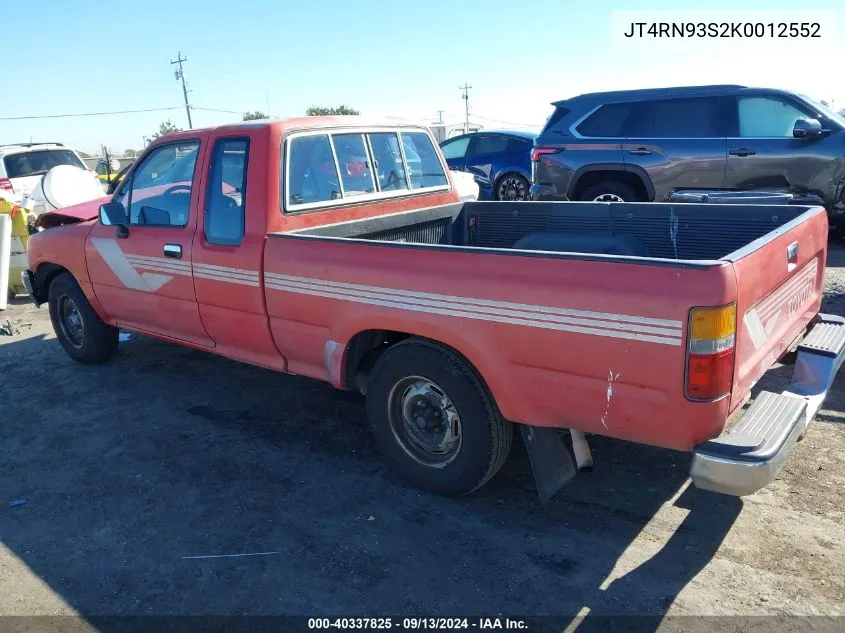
266, 201, 827, 453
282, 201, 816, 264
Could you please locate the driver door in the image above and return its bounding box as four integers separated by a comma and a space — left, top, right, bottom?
85, 137, 213, 346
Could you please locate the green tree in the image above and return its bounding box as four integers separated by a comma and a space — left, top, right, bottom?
124, 149, 138, 157
306, 105, 360, 116
78, 151, 93, 158
152, 120, 181, 139
243, 111, 268, 121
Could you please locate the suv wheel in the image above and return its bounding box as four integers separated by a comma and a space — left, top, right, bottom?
579, 181, 639, 202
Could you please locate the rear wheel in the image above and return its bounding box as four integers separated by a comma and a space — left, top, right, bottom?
495, 173, 530, 201
365, 339, 512, 496
578, 180, 639, 202
48, 273, 118, 364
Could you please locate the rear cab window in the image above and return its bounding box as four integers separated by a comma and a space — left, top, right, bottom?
284, 127, 449, 212
3, 149, 86, 178
205, 138, 249, 245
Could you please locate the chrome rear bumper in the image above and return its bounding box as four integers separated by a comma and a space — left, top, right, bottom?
690, 313, 845, 496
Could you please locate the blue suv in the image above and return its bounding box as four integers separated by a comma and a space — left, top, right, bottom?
440, 131, 535, 201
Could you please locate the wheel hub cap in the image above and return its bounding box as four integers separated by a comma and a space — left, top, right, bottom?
389, 377, 462, 467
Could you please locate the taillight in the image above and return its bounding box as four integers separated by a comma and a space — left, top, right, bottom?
685, 304, 736, 401
0, 178, 13, 193
530, 148, 561, 163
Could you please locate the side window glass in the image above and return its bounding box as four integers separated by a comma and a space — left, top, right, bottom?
368, 132, 408, 191
576, 103, 633, 137
401, 132, 448, 189
738, 97, 810, 137
471, 135, 508, 156
440, 136, 470, 160
630, 97, 721, 138
125, 141, 200, 226
287, 135, 341, 206
332, 134, 375, 197
205, 138, 248, 245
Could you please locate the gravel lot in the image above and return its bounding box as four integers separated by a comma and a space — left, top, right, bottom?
0, 243, 843, 632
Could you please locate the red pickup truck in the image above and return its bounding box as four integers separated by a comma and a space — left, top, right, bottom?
23, 117, 845, 501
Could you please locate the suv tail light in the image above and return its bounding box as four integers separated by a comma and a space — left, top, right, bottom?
685, 304, 736, 401
0, 178, 13, 193
530, 148, 562, 163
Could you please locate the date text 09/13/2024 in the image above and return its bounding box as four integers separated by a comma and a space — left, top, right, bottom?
307, 618, 528, 630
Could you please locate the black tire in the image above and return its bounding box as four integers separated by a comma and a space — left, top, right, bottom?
578, 180, 640, 202
495, 173, 530, 201
48, 273, 118, 364
365, 338, 512, 496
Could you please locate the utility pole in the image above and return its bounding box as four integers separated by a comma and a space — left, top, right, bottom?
436, 110, 445, 124
459, 83, 472, 134
171, 51, 193, 129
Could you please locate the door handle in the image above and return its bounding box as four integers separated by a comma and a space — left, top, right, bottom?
627, 148, 652, 156
729, 148, 756, 157
163, 244, 182, 259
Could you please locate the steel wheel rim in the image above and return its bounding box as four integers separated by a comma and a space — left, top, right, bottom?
58, 295, 85, 349
593, 193, 624, 202
498, 177, 527, 201
387, 375, 462, 468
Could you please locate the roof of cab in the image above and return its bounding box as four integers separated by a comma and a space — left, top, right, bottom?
163, 115, 429, 140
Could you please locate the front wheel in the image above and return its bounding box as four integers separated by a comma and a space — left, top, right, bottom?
48, 273, 119, 364
365, 339, 512, 496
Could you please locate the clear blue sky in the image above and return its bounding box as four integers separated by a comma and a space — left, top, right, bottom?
2, 0, 842, 154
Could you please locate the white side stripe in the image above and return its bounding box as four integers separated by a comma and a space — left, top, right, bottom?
264, 276, 683, 346
265, 273, 682, 329
194, 271, 259, 287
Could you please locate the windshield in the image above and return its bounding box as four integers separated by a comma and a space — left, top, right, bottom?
3, 149, 86, 178
800, 95, 845, 129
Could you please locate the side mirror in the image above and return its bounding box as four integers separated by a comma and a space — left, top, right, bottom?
99, 202, 129, 238
793, 118, 823, 138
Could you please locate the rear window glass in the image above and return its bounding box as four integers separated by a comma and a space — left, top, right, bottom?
576, 103, 634, 137
333, 134, 375, 197
401, 132, 448, 189
3, 149, 86, 178
288, 135, 342, 205
629, 97, 722, 138
507, 137, 532, 154
541, 106, 571, 134
368, 132, 408, 192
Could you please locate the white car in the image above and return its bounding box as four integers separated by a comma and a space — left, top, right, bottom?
0, 142, 91, 203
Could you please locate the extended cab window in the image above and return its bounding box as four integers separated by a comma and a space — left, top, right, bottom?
285, 128, 448, 212
401, 132, 448, 189
119, 141, 200, 227
575, 103, 634, 137
205, 138, 248, 245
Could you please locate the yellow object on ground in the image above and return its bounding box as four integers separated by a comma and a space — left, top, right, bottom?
0, 198, 34, 299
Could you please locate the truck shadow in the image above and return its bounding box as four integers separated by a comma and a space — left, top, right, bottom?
0, 331, 768, 630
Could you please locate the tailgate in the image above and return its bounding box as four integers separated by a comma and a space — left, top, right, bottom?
729, 207, 828, 411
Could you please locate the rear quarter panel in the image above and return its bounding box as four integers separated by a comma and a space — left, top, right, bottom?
264, 236, 738, 451
730, 207, 829, 410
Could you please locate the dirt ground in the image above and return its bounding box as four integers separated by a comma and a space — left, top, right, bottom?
0, 243, 843, 632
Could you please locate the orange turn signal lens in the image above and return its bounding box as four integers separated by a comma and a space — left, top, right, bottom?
689, 304, 736, 341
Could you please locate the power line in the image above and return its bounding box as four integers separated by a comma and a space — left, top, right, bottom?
190, 106, 244, 115
171, 51, 193, 129
472, 114, 542, 128
0, 106, 182, 121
